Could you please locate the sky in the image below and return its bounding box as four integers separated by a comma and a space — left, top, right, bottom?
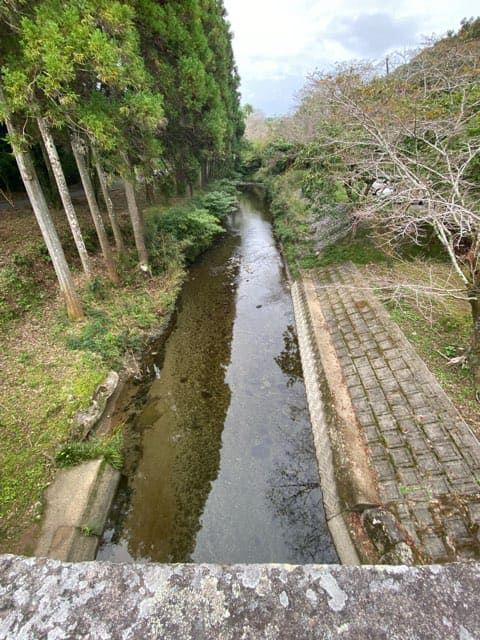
223, 0, 478, 116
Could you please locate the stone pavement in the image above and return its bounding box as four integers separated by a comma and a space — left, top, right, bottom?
296, 262, 480, 563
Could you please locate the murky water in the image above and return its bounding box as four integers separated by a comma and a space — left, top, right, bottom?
97, 193, 338, 564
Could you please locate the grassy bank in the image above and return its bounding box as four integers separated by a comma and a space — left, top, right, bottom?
0, 180, 238, 554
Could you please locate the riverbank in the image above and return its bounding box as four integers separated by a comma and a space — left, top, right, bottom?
263, 171, 480, 437
293, 264, 480, 563
0, 180, 238, 555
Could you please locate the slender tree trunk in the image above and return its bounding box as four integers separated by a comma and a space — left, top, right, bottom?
123, 176, 149, 272
39, 134, 61, 207
175, 163, 187, 196
145, 180, 154, 205
71, 134, 119, 285
0, 90, 83, 320
91, 148, 125, 254
37, 117, 92, 279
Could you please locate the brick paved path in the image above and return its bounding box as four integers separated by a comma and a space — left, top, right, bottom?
302, 262, 480, 562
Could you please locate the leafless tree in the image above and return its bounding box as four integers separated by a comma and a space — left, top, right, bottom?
299, 37, 480, 393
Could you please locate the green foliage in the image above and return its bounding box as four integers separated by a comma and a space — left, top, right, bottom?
147, 205, 223, 263
145, 181, 238, 270
193, 188, 238, 219
79, 525, 98, 537
238, 139, 263, 175
313, 232, 388, 267
64, 308, 142, 363
262, 139, 299, 174
55, 431, 123, 470
0, 257, 44, 325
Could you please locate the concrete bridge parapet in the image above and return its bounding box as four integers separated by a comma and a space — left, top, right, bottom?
0, 555, 479, 639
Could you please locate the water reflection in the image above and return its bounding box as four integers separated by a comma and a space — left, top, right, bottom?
98, 234, 240, 562
98, 196, 337, 564
267, 412, 338, 563
274, 324, 303, 387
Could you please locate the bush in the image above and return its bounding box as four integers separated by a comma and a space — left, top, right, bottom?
145, 182, 239, 270
146, 206, 224, 264
194, 190, 238, 220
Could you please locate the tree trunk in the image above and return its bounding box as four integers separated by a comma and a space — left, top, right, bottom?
37, 117, 92, 279
71, 134, 119, 285
92, 148, 125, 254
0, 90, 83, 320
175, 164, 187, 196
124, 177, 149, 272
145, 180, 154, 205
39, 134, 61, 208
469, 288, 480, 400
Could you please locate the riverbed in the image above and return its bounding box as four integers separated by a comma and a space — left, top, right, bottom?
97, 193, 337, 564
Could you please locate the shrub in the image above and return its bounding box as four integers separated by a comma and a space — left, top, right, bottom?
146, 205, 224, 265
194, 190, 238, 220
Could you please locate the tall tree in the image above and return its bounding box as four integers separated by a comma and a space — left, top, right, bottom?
92, 146, 125, 254
0, 85, 84, 320
71, 132, 119, 284
292, 29, 480, 394
37, 116, 92, 278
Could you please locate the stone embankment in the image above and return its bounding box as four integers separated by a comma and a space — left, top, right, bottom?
292, 261, 480, 563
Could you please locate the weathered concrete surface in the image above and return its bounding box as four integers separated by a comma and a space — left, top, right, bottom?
35, 461, 120, 561
72, 371, 120, 440
295, 262, 480, 563
0, 556, 479, 639
291, 282, 361, 565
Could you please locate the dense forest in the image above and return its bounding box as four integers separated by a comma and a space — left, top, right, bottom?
243, 18, 480, 394
0, 0, 243, 318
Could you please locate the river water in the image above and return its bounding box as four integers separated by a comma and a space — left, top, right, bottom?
97, 193, 338, 564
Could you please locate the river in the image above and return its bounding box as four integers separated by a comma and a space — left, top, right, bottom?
97, 192, 338, 564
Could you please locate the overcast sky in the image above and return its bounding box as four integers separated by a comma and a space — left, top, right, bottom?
223, 0, 478, 116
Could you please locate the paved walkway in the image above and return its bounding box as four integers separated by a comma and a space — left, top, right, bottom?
296, 262, 480, 563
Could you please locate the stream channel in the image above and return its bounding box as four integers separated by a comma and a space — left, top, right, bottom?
98, 192, 338, 564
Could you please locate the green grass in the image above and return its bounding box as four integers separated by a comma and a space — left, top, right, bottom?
55, 431, 123, 470
377, 266, 478, 429
0, 351, 108, 548
311, 232, 388, 268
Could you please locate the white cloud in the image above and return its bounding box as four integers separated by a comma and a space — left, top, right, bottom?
224, 0, 478, 114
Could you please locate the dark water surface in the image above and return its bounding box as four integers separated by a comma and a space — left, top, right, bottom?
97, 194, 338, 564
